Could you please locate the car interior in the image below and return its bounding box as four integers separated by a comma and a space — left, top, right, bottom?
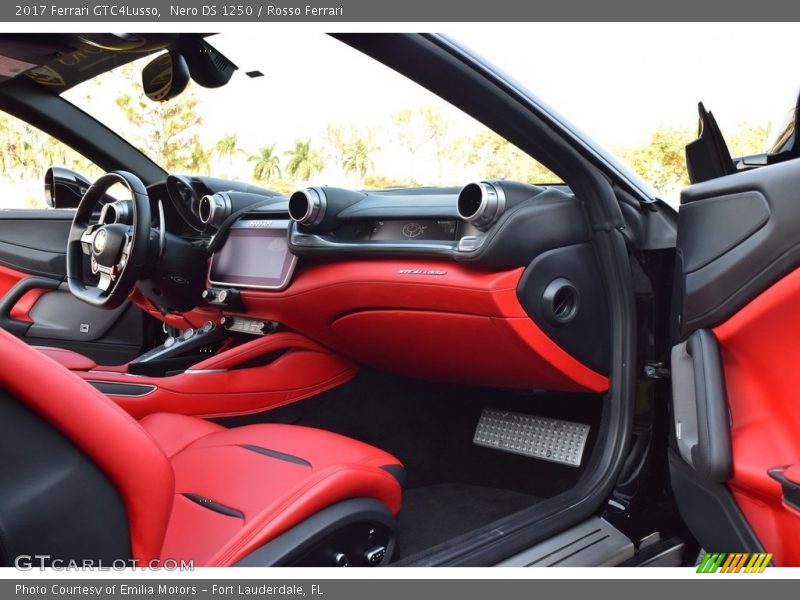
0, 33, 689, 567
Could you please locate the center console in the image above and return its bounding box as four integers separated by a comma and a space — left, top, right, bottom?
127, 317, 281, 377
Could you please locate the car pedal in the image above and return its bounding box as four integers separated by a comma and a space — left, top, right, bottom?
473, 408, 590, 467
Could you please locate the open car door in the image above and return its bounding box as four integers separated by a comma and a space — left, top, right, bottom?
670, 110, 800, 565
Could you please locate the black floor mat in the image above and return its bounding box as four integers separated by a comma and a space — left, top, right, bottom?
395, 483, 540, 559
215, 369, 602, 559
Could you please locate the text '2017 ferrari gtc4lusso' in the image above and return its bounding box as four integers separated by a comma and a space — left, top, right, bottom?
0, 32, 798, 568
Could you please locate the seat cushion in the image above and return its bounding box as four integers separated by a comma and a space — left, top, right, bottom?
139, 413, 403, 566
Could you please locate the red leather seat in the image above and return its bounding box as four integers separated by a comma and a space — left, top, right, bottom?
141, 413, 402, 565
0, 328, 403, 566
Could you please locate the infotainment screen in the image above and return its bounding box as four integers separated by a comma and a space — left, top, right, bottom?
209, 220, 297, 290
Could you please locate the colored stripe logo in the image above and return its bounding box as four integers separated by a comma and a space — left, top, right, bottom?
696, 552, 772, 573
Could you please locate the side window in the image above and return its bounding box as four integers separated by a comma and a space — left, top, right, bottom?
0, 111, 104, 210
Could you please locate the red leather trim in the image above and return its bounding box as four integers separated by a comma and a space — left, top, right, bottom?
140, 414, 402, 566
714, 266, 800, 566
34, 346, 97, 371
331, 310, 606, 391
785, 464, 800, 485
0, 263, 25, 297
236, 260, 608, 393
191, 332, 331, 370
82, 332, 357, 418
0, 264, 49, 323
9, 288, 47, 322
0, 328, 173, 562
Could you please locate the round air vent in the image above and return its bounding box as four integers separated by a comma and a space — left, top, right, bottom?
541, 278, 579, 325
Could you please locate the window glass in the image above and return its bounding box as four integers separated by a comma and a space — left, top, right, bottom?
0, 111, 103, 209
64, 33, 561, 194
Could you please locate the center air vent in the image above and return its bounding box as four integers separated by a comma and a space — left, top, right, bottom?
288, 188, 327, 226
457, 181, 506, 230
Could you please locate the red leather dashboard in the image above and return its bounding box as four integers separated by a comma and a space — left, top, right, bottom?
234, 259, 608, 393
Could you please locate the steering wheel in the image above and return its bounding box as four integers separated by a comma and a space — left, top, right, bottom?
67, 171, 152, 309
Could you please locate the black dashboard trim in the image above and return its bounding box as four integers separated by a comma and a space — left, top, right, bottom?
287, 186, 590, 268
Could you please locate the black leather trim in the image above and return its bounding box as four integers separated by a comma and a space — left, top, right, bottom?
0, 390, 131, 565
686, 329, 732, 483
235, 499, 396, 567
517, 242, 611, 374
768, 466, 800, 512
239, 444, 312, 467
678, 192, 769, 273
182, 493, 244, 519
380, 464, 407, 488
668, 449, 763, 553
678, 157, 800, 333
86, 381, 156, 397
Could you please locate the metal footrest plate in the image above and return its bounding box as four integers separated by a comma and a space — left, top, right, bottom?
473, 408, 590, 467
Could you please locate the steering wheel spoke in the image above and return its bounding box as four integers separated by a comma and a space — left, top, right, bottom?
118, 231, 133, 269
97, 272, 113, 292
80, 226, 96, 255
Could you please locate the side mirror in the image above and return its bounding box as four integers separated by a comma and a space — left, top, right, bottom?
44, 167, 91, 209
141, 51, 190, 102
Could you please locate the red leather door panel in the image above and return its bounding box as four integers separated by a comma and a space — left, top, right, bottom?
714, 266, 800, 565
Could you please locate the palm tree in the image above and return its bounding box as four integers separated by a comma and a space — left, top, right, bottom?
214, 133, 241, 172
248, 144, 282, 184
342, 132, 379, 187
284, 139, 323, 182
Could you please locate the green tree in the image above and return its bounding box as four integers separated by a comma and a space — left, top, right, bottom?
113, 64, 206, 173
284, 139, 323, 182
342, 130, 379, 187
324, 125, 347, 171
466, 130, 560, 184
214, 133, 242, 172
248, 144, 282, 184
615, 126, 695, 194
419, 107, 456, 184
726, 123, 771, 158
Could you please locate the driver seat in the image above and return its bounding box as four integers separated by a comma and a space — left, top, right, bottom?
0, 328, 403, 567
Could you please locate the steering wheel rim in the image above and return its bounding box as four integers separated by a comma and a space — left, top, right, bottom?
67, 171, 152, 309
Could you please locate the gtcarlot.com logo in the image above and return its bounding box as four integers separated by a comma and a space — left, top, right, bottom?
14, 555, 194, 571
696, 552, 772, 573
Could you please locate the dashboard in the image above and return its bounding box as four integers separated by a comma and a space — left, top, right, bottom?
148, 174, 612, 393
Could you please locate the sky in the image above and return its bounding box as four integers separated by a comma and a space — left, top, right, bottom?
62, 24, 800, 190
456, 23, 800, 149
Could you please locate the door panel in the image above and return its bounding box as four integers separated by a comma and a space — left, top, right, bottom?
712, 267, 800, 565
0, 210, 73, 277
678, 158, 800, 333
673, 157, 800, 566
0, 208, 145, 365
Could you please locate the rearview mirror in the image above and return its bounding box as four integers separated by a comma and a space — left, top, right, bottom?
141, 51, 190, 102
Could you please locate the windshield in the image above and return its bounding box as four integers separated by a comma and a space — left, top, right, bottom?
63, 33, 559, 195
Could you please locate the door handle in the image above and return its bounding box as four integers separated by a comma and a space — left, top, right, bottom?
767, 465, 800, 512
0, 276, 60, 335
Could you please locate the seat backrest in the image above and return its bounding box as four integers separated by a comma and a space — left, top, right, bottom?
0, 328, 174, 563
